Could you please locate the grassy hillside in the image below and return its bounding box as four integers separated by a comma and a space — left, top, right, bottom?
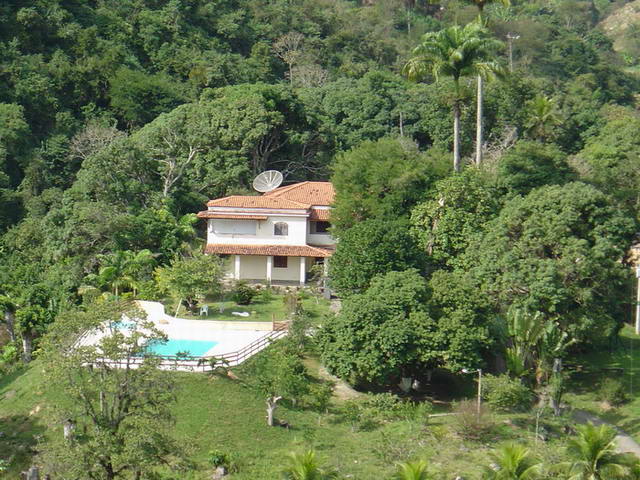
600, 0, 640, 68
1, 357, 572, 479
567, 325, 640, 442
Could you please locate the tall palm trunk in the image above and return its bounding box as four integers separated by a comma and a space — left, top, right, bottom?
4, 310, 16, 342
22, 331, 33, 363
453, 101, 461, 172
475, 75, 483, 165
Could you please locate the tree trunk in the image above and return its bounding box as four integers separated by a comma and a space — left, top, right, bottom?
266, 396, 282, 426
22, 333, 33, 363
475, 75, 483, 166
4, 310, 16, 342
64, 419, 76, 441
453, 102, 461, 172
25, 466, 40, 480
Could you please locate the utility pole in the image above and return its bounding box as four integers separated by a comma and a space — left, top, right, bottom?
506, 33, 520, 73
462, 368, 483, 419
477, 368, 482, 419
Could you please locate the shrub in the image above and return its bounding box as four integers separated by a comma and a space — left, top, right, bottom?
482, 374, 533, 413
0, 344, 18, 374
452, 399, 494, 441
207, 449, 238, 473
303, 382, 334, 412
256, 286, 275, 303
339, 392, 429, 431
231, 281, 256, 305
597, 378, 627, 406
208, 450, 229, 468
283, 290, 304, 318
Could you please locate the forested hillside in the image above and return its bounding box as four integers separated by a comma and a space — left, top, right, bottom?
1, 0, 639, 306
3, 0, 640, 477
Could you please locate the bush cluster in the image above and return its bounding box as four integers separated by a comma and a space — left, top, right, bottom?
482, 374, 533, 413
597, 378, 627, 406
452, 399, 494, 441
340, 393, 432, 431
231, 281, 256, 305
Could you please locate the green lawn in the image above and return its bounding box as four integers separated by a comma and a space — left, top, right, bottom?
163, 291, 331, 323
565, 324, 640, 441
1, 354, 575, 479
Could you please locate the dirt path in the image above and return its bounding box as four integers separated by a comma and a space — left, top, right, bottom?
317, 365, 361, 401
573, 409, 640, 457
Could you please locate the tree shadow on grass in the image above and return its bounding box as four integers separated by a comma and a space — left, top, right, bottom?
0, 414, 46, 476
0, 366, 30, 397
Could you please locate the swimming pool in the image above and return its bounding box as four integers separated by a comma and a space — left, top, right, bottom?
146, 339, 218, 357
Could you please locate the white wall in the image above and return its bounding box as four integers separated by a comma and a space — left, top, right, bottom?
271, 256, 302, 282
228, 255, 302, 282
208, 215, 308, 246
239, 255, 268, 279
307, 232, 334, 246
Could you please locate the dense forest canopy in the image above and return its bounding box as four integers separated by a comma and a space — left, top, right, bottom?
4, 0, 640, 477
1, 0, 640, 372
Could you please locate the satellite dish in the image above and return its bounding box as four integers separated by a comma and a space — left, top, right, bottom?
252, 170, 283, 193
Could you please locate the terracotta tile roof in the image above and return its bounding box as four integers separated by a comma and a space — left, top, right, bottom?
204, 244, 333, 257
196, 212, 268, 220
309, 208, 331, 221
264, 181, 334, 206
206, 195, 308, 209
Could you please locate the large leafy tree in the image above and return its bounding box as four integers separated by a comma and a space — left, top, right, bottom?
155, 252, 224, 312
471, 182, 636, 347
243, 343, 310, 427
411, 169, 500, 270
572, 107, 640, 213
14, 283, 55, 362
496, 140, 574, 196
319, 270, 437, 386
404, 23, 502, 171
330, 137, 447, 234
328, 219, 426, 296
39, 300, 187, 479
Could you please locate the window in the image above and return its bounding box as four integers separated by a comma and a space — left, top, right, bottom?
274, 222, 288, 236
274, 256, 288, 268
310, 221, 331, 234
213, 219, 257, 235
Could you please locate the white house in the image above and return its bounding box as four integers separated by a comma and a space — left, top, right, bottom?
198, 182, 335, 285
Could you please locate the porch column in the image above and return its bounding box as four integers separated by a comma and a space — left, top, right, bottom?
299, 256, 306, 286
234, 255, 241, 280
266, 255, 273, 282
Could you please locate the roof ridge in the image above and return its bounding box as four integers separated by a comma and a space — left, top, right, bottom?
265, 181, 309, 197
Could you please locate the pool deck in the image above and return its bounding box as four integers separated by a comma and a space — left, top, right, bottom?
79, 301, 279, 359
138, 301, 271, 356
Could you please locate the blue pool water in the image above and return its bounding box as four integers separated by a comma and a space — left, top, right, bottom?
146, 339, 218, 357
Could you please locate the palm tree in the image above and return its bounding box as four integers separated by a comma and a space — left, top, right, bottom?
482, 444, 542, 480
89, 249, 155, 298
123, 249, 156, 296
559, 423, 637, 480
404, 23, 502, 172
466, 0, 510, 166
282, 450, 336, 480
524, 95, 560, 142
392, 460, 435, 480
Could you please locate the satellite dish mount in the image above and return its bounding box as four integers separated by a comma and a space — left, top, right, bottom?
253, 170, 283, 193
